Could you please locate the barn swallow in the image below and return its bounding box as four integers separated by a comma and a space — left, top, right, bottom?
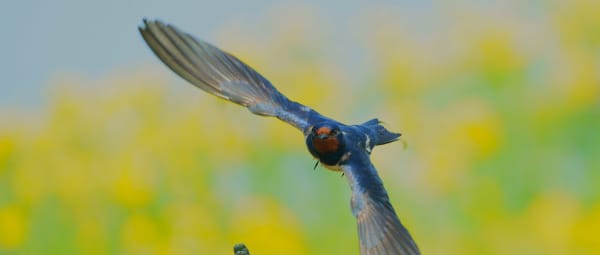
139, 19, 420, 255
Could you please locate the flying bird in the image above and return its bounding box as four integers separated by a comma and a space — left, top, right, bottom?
139, 19, 420, 255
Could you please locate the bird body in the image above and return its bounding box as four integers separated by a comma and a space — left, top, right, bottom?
139, 19, 420, 255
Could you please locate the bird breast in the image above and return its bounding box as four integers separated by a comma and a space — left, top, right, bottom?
312, 137, 340, 154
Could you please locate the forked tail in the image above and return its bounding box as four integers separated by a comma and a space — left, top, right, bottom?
362, 118, 401, 146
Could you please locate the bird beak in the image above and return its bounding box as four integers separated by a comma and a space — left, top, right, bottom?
318, 134, 328, 139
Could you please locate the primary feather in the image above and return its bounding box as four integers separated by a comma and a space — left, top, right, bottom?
343, 151, 420, 255
139, 20, 284, 115
140, 19, 420, 255
139, 19, 331, 132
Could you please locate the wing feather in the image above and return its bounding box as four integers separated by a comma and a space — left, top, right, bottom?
342, 151, 420, 255
139, 19, 329, 132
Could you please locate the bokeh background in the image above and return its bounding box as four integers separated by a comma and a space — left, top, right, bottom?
1, 1, 599, 254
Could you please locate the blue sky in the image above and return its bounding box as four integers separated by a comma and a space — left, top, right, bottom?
1, 0, 439, 108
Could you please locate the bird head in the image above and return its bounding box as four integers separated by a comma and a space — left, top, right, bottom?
308, 123, 344, 156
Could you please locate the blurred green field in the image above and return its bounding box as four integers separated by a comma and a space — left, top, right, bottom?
1, 2, 599, 255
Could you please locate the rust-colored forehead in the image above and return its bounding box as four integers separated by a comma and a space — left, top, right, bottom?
316, 126, 331, 135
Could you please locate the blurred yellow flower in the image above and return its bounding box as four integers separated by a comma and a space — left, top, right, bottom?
564, 54, 600, 112
476, 30, 525, 81
76, 212, 108, 255
0, 206, 27, 250
572, 205, 600, 253
113, 163, 156, 208
0, 136, 15, 172
121, 213, 164, 255
163, 201, 225, 254
230, 196, 308, 255
524, 192, 579, 255
1, 3, 599, 254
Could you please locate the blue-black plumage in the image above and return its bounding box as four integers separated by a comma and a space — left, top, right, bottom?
139, 19, 420, 255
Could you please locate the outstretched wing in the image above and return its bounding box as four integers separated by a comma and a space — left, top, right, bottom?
342, 151, 420, 255
139, 19, 329, 133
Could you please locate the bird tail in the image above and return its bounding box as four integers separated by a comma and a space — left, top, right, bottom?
362, 118, 401, 146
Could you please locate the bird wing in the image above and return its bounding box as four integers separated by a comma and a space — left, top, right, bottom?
341, 151, 420, 255
139, 19, 329, 133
